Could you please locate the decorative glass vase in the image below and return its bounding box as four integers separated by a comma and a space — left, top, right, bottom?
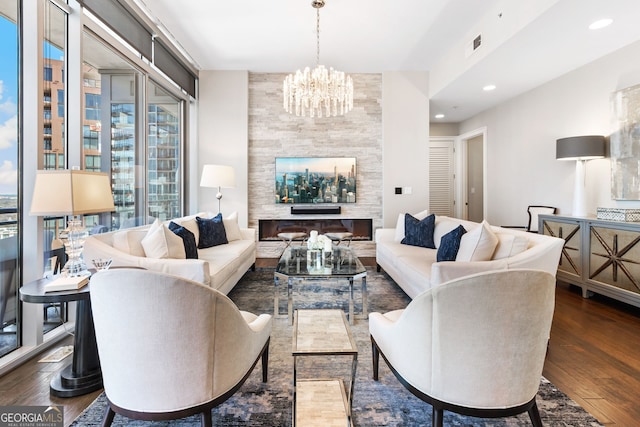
307, 248, 323, 270
59, 218, 89, 277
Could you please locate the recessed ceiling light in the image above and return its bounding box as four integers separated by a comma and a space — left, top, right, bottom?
434, 114, 445, 119
589, 18, 613, 30
483, 84, 496, 92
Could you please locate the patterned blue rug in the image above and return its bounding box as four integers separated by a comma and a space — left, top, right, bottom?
71, 268, 603, 426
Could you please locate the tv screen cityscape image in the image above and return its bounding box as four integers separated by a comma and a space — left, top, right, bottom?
275, 157, 356, 204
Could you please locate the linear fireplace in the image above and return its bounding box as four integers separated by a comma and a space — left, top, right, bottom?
259, 219, 373, 241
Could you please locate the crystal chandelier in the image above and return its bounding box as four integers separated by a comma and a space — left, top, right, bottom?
283, 0, 353, 118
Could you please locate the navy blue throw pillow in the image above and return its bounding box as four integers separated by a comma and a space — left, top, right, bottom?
168, 221, 198, 259
196, 214, 228, 249
437, 225, 467, 262
401, 213, 436, 249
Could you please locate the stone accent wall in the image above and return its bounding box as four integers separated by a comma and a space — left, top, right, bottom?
248, 73, 383, 258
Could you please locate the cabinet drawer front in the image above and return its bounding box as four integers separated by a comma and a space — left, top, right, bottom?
589, 226, 640, 294
542, 219, 582, 278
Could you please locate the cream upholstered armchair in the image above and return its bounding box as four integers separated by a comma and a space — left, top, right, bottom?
370, 269, 556, 427
89, 269, 272, 426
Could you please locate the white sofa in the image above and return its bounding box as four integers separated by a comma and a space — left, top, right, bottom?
83, 213, 256, 295
376, 214, 564, 298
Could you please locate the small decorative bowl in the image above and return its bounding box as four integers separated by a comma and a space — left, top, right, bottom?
92, 258, 113, 271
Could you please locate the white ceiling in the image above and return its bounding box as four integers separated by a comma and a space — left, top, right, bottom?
136, 0, 640, 123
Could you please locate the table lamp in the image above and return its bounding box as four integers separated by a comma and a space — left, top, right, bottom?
29, 169, 115, 277
200, 164, 236, 213
556, 135, 606, 217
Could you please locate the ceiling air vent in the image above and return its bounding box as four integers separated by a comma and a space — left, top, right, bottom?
465, 33, 482, 58
473, 34, 482, 50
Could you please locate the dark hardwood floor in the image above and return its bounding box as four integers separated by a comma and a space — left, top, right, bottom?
0, 334, 102, 426
1, 264, 639, 426
543, 281, 640, 426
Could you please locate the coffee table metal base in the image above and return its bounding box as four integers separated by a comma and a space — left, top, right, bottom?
274, 273, 367, 325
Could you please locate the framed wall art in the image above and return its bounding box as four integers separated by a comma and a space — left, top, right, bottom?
611, 83, 640, 200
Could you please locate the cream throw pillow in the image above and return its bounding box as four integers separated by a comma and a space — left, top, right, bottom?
171, 212, 206, 247
141, 220, 186, 259
492, 233, 530, 259
112, 229, 148, 257
394, 209, 430, 242
433, 216, 468, 248
456, 220, 499, 262
175, 217, 200, 246
223, 212, 243, 242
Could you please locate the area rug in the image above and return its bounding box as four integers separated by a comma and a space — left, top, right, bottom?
71, 268, 603, 426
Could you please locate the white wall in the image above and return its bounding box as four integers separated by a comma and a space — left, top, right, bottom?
197, 71, 249, 226
198, 70, 431, 232
382, 71, 430, 227
459, 40, 640, 227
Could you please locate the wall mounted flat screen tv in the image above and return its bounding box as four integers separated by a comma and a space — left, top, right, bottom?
275, 157, 356, 204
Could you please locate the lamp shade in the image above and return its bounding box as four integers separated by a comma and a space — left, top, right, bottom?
29, 170, 115, 216
200, 165, 236, 189
556, 135, 606, 161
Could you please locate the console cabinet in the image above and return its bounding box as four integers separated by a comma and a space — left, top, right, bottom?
539, 214, 640, 308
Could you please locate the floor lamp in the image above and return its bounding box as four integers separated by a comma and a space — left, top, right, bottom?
200, 165, 236, 214
556, 135, 606, 217
30, 169, 115, 277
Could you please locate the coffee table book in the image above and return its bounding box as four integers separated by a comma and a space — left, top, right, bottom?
44, 275, 89, 292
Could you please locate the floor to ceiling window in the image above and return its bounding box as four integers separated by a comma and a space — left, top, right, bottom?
0, 0, 194, 367
82, 30, 185, 230
148, 81, 182, 221
0, 0, 19, 358
42, 1, 66, 171
40, 0, 69, 333
110, 74, 141, 228
83, 31, 143, 230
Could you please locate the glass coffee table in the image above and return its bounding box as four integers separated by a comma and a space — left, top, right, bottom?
292, 309, 358, 427
274, 246, 367, 325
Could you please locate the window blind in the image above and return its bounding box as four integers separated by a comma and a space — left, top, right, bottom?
154, 39, 197, 98
80, 0, 153, 60
80, 0, 197, 97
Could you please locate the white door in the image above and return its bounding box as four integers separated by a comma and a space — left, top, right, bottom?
456, 127, 488, 221
429, 138, 455, 216
466, 135, 484, 222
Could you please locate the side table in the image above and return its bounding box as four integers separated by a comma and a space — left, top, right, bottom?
20, 276, 102, 398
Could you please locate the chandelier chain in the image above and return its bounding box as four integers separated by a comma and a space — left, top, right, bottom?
316, 8, 320, 67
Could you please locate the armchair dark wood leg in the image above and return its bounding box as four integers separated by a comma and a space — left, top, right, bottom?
251, 263, 256, 271
261, 344, 269, 383
376, 264, 381, 272
201, 410, 212, 427
101, 406, 115, 427
371, 337, 380, 381
432, 406, 444, 427
528, 401, 543, 427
